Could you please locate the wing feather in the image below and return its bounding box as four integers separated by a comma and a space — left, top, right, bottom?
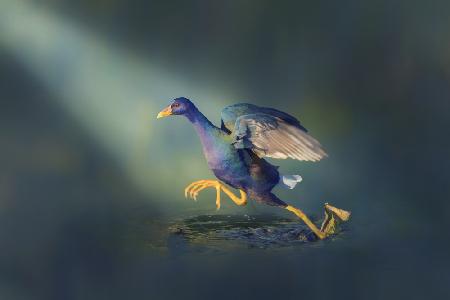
232, 113, 328, 162
221, 103, 308, 133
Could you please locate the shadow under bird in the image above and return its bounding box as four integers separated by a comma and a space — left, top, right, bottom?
157, 97, 350, 239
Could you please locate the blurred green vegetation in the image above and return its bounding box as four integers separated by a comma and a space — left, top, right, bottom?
0, 1, 449, 299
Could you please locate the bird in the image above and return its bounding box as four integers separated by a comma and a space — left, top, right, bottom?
157, 97, 350, 239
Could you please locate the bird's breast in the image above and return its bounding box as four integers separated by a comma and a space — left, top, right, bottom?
194, 127, 248, 187
202, 142, 234, 170
202, 142, 245, 180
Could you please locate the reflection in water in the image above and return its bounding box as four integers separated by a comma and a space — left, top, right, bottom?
167, 214, 349, 251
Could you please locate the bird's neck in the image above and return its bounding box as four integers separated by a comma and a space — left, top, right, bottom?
186, 107, 218, 134
185, 108, 225, 165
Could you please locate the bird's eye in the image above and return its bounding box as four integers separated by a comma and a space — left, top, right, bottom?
172, 103, 180, 108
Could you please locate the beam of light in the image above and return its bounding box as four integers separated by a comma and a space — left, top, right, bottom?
0, 0, 237, 211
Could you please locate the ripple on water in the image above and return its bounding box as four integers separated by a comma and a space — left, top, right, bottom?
167, 214, 348, 251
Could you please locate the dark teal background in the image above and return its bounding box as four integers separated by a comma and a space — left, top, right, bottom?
0, 0, 449, 299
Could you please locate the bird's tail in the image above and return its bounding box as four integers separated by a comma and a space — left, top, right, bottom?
279, 174, 302, 189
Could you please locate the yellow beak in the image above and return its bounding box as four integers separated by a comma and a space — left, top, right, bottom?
157, 105, 173, 119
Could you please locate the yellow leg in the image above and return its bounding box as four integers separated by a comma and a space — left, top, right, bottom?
220, 185, 247, 206
286, 203, 351, 240
184, 180, 247, 210
286, 205, 326, 239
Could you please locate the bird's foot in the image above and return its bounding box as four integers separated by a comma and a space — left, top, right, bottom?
184, 180, 248, 210
184, 180, 222, 209
285, 203, 351, 240
319, 203, 351, 236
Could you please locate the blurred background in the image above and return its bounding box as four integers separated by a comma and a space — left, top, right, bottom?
1, 0, 449, 299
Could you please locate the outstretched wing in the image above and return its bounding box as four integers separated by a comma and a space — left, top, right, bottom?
231, 113, 328, 162
221, 103, 307, 133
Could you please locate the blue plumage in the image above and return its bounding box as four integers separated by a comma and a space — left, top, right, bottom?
158, 97, 327, 207
157, 97, 351, 240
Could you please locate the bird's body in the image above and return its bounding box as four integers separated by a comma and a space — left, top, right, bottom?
157, 98, 350, 239
185, 103, 286, 206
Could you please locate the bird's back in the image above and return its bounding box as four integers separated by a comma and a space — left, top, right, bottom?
221, 103, 308, 133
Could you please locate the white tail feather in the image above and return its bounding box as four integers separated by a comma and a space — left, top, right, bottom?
280, 175, 302, 189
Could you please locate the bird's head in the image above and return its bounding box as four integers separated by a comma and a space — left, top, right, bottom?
156, 97, 195, 119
